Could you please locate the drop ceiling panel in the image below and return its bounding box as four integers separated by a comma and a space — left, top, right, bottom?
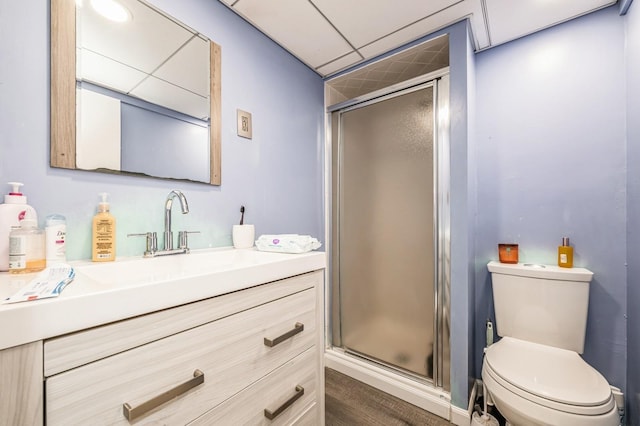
485, 0, 617, 46
316, 52, 363, 76
220, 0, 615, 77
312, 0, 459, 48
232, 0, 355, 68
358, 0, 488, 60
154, 36, 210, 98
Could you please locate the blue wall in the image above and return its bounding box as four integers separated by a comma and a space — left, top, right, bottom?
448, 22, 476, 409
475, 4, 627, 393
0, 0, 324, 260
626, 1, 640, 423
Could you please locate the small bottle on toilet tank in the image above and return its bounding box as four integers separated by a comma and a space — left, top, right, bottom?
558, 237, 574, 268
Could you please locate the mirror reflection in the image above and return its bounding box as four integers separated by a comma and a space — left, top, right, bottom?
76, 0, 210, 182
51, 0, 220, 184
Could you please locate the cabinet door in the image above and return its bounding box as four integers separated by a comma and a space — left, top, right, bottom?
0, 341, 43, 426
46, 288, 316, 425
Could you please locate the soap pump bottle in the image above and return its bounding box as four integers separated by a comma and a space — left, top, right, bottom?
558, 237, 573, 268
92, 193, 116, 262
8, 211, 46, 274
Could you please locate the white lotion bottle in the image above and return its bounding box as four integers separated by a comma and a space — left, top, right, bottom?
0, 182, 38, 271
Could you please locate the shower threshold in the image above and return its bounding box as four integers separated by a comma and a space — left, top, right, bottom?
342, 347, 433, 387
325, 348, 451, 420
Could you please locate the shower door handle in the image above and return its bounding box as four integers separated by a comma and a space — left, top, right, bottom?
264, 322, 304, 347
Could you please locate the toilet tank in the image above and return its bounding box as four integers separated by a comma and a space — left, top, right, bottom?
487, 261, 594, 353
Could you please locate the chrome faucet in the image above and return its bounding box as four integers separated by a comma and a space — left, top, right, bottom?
164, 190, 189, 250
128, 190, 199, 257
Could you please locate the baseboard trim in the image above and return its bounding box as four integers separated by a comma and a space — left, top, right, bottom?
451, 404, 471, 425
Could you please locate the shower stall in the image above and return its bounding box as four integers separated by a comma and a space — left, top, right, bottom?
327, 72, 451, 411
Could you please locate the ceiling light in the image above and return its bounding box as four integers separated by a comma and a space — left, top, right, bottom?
90, 0, 131, 23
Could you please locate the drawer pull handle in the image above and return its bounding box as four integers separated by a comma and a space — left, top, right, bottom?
122, 369, 204, 422
264, 385, 304, 420
264, 322, 304, 347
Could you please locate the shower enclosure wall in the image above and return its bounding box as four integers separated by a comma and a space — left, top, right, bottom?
328, 72, 451, 413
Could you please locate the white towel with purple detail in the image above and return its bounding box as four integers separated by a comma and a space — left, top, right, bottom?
255, 234, 321, 254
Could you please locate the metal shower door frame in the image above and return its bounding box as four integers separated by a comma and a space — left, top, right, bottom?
328, 71, 451, 390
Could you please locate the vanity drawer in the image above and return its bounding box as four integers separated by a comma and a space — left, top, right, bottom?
44, 271, 321, 376
46, 288, 316, 425
191, 346, 318, 425
292, 403, 319, 425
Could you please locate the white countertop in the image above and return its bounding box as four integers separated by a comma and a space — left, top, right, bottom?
0, 247, 326, 351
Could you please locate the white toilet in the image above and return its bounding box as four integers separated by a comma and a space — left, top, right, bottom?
482, 261, 620, 426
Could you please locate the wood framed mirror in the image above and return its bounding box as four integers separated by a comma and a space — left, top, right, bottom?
51, 0, 221, 185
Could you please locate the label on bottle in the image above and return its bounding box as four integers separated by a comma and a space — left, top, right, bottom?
94, 218, 114, 260
560, 253, 567, 264
9, 234, 27, 270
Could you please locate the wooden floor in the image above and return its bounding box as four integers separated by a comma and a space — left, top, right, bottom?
325, 368, 453, 426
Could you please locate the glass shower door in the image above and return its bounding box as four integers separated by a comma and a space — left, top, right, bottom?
336, 85, 436, 379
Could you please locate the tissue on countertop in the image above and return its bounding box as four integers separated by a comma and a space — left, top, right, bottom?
255, 234, 322, 254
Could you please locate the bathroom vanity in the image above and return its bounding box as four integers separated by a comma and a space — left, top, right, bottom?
0, 248, 325, 425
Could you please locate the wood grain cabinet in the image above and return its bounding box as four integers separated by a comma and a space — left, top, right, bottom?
0, 342, 43, 426
0, 270, 323, 425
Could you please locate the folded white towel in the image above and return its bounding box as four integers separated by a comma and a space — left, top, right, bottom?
255, 234, 322, 254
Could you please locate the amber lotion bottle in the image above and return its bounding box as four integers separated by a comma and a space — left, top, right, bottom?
92, 193, 116, 262
558, 237, 573, 268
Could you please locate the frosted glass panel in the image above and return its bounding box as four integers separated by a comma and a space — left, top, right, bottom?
338, 87, 435, 378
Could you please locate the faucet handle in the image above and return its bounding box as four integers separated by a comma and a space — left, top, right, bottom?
178, 231, 200, 250
127, 232, 158, 256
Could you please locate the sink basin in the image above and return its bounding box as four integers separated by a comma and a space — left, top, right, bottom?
75, 248, 290, 286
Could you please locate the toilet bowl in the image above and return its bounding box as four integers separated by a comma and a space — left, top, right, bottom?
484, 261, 621, 426
482, 337, 619, 426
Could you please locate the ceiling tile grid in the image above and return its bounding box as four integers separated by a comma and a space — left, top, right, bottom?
356, 0, 489, 60
232, 0, 355, 68
310, 0, 459, 48
316, 51, 363, 76
221, 0, 618, 78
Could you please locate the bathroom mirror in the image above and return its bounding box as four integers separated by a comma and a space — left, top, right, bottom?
51, 0, 221, 185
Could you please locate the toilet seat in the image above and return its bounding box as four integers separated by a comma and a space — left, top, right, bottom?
484, 337, 614, 416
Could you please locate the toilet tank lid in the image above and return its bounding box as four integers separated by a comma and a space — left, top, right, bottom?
487, 261, 593, 282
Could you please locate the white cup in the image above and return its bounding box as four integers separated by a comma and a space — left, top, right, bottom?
232, 224, 255, 249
